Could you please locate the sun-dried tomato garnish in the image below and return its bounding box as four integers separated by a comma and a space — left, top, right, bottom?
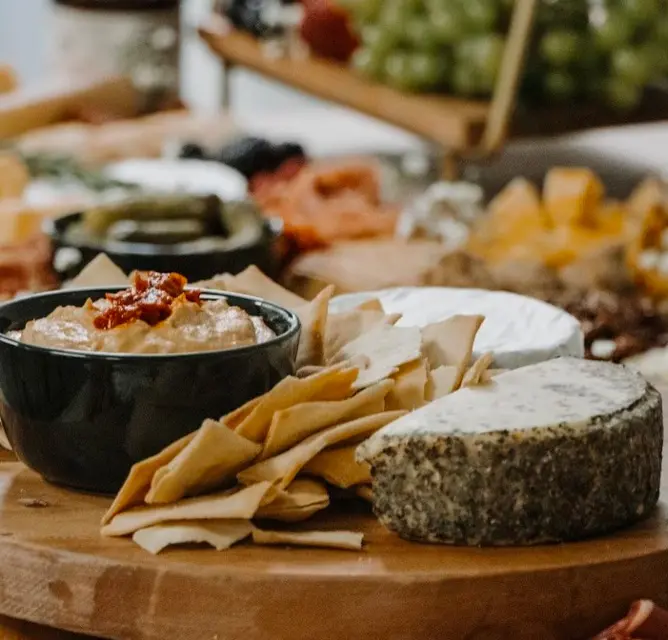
93, 271, 201, 330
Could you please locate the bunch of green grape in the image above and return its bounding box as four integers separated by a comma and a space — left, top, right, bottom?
338, 0, 668, 110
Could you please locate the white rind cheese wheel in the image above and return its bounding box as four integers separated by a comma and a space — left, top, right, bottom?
330, 287, 584, 369
357, 358, 663, 546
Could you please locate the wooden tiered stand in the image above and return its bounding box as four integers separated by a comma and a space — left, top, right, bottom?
199, 0, 668, 178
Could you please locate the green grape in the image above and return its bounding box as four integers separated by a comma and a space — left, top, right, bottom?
611, 48, 653, 85
456, 34, 505, 94
407, 52, 446, 89
452, 64, 481, 96
361, 25, 399, 57
405, 17, 441, 51
351, 48, 385, 80
338, 0, 383, 25
461, 0, 499, 33
654, 16, 668, 46
535, 0, 589, 30
428, 6, 467, 45
384, 51, 446, 92
384, 52, 419, 91
544, 70, 577, 100
593, 12, 634, 52
604, 77, 643, 111
619, 0, 660, 25
539, 29, 582, 67
380, 0, 420, 24
640, 42, 668, 77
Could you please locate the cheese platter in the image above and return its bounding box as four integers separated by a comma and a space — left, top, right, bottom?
0, 455, 667, 640
0, 257, 666, 639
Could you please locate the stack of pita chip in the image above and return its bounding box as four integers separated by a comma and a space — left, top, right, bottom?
73, 259, 498, 553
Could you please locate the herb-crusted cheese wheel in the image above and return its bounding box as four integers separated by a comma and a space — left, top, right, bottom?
357, 358, 663, 546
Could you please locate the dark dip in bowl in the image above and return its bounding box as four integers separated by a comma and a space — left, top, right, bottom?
0, 271, 300, 494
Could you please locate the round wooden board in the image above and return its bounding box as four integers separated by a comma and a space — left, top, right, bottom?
0, 454, 667, 640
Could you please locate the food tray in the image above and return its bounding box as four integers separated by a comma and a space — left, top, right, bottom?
0, 401, 667, 640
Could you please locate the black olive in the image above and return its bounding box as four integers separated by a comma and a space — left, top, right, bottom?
178, 143, 207, 160
218, 136, 275, 178
270, 142, 306, 168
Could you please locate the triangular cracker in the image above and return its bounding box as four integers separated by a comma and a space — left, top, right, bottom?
102, 481, 274, 537
332, 325, 422, 390
354, 298, 384, 312
68, 253, 128, 289
425, 365, 460, 401
132, 520, 253, 554
325, 309, 401, 363
482, 368, 508, 383
385, 359, 428, 411
461, 352, 494, 387
101, 431, 195, 525
294, 285, 334, 368
260, 379, 394, 460
234, 366, 358, 443
421, 315, 485, 388
302, 445, 371, 488
145, 419, 262, 504
226, 265, 306, 309
237, 411, 405, 490
255, 478, 330, 522
252, 528, 364, 551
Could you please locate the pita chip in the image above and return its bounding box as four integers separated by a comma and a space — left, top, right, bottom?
222, 396, 262, 429
68, 254, 128, 289
355, 485, 373, 503
421, 315, 485, 388
461, 352, 494, 387
354, 298, 384, 312
482, 368, 508, 383
295, 285, 334, 369
425, 365, 460, 401
325, 309, 402, 363
332, 325, 422, 390
385, 359, 428, 411
260, 379, 394, 459
237, 410, 405, 490
193, 273, 235, 291
132, 520, 253, 555
234, 366, 358, 443
296, 365, 326, 378
303, 445, 371, 488
255, 478, 330, 522
102, 481, 274, 537
252, 528, 364, 551
145, 419, 262, 504
227, 265, 306, 309
101, 431, 195, 525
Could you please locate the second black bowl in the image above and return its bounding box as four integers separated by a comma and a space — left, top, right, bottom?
0, 287, 300, 494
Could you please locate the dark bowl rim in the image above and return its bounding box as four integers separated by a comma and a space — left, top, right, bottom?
0, 287, 301, 362
43, 210, 284, 258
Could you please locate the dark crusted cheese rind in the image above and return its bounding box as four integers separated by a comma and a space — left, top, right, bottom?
357, 358, 663, 546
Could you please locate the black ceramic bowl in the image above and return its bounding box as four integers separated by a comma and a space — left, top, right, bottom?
44, 204, 283, 283
0, 287, 300, 494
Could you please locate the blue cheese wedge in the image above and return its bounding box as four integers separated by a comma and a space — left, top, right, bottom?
357, 357, 663, 546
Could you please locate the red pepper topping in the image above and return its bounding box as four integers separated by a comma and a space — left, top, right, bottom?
93, 271, 201, 330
